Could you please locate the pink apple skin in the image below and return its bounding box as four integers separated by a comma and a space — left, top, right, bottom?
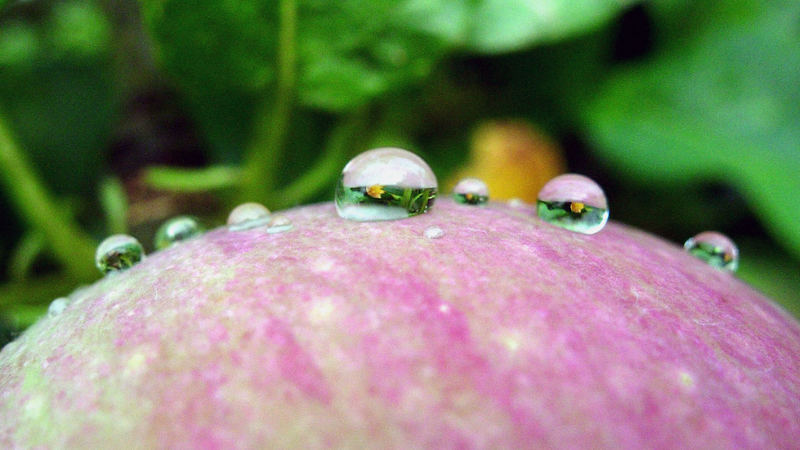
1, 199, 799, 449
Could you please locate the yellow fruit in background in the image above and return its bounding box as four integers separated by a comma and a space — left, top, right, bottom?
447, 120, 566, 202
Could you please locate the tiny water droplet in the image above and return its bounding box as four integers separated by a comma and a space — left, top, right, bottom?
424, 226, 445, 239
453, 178, 489, 205
684, 231, 738, 272
48, 297, 69, 317
536, 174, 609, 235
266, 215, 293, 233
227, 202, 271, 231
508, 198, 527, 208
95, 234, 144, 274
154, 216, 205, 249
335, 147, 438, 221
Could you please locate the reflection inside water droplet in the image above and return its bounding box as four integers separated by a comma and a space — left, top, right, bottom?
154, 216, 205, 249
95, 234, 144, 274
48, 297, 70, 317
684, 231, 738, 272
228, 202, 271, 231
335, 147, 438, 221
453, 178, 489, 205
266, 215, 293, 233
424, 226, 445, 239
536, 174, 609, 235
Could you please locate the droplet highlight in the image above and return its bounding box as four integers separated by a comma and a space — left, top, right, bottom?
154, 216, 205, 249
227, 202, 271, 231
536, 174, 609, 235
266, 215, 293, 234
335, 147, 438, 221
424, 226, 445, 239
48, 297, 70, 317
95, 234, 144, 274
684, 231, 738, 272
453, 178, 489, 205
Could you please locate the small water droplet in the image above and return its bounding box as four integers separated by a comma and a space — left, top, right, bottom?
335, 147, 438, 221
154, 216, 205, 249
95, 234, 144, 274
453, 178, 489, 205
684, 231, 738, 272
48, 297, 69, 317
424, 226, 445, 239
536, 174, 609, 235
266, 215, 293, 233
227, 202, 271, 231
508, 198, 527, 208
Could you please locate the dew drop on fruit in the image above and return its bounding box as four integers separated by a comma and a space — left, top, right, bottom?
335, 147, 438, 221
684, 231, 738, 272
266, 215, 293, 233
536, 174, 609, 235
424, 226, 445, 239
227, 202, 271, 231
95, 234, 144, 274
48, 297, 70, 317
508, 198, 527, 208
453, 178, 489, 205
154, 216, 205, 249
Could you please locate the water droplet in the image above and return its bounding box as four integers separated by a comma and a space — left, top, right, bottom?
48, 297, 69, 317
266, 215, 293, 234
335, 147, 438, 221
684, 231, 738, 272
508, 198, 527, 208
95, 234, 144, 274
453, 178, 489, 205
536, 174, 609, 235
154, 216, 205, 249
424, 226, 445, 239
227, 202, 271, 231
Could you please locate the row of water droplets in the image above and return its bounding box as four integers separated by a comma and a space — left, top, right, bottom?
332, 147, 738, 270
94, 205, 293, 276
78, 147, 737, 317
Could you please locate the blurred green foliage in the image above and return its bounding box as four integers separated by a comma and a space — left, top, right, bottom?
1, 0, 799, 344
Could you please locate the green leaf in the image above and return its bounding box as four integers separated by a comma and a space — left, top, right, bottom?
99, 177, 128, 234
140, 0, 451, 111
583, 0, 800, 259
141, 0, 634, 111
8, 230, 46, 281
143, 165, 241, 192
465, 0, 635, 53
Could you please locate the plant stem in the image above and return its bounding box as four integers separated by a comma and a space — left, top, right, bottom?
272, 110, 368, 208
0, 112, 97, 281
238, 0, 298, 205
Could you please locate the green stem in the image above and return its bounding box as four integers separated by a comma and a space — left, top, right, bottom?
0, 274, 81, 309
238, 0, 298, 204
0, 112, 97, 281
272, 110, 368, 208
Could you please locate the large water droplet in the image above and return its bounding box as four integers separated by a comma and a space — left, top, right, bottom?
95, 234, 144, 274
453, 178, 489, 205
48, 297, 70, 317
335, 147, 438, 221
266, 215, 293, 234
684, 231, 738, 272
537, 174, 609, 235
424, 226, 445, 239
154, 216, 205, 249
227, 202, 271, 231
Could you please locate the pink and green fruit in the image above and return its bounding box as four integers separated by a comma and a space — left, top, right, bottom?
1, 199, 799, 448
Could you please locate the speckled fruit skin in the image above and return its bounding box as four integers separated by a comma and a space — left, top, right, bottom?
2, 199, 800, 449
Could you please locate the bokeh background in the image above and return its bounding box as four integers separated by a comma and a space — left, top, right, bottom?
1, 0, 799, 345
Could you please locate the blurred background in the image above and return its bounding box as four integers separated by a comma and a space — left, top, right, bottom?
1, 0, 799, 345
